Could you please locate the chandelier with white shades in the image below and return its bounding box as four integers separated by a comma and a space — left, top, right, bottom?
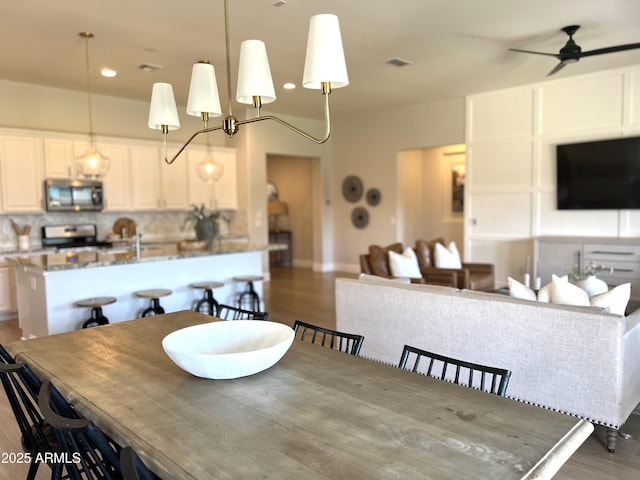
148, 0, 349, 165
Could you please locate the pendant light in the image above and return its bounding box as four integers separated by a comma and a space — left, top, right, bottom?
196, 143, 224, 184
77, 32, 110, 179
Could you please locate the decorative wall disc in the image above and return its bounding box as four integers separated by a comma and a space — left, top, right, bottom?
351, 207, 369, 229
366, 188, 381, 206
342, 175, 363, 203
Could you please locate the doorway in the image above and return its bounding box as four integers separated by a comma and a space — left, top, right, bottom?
266, 154, 320, 269
397, 144, 465, 253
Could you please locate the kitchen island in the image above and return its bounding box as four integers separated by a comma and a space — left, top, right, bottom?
10, 242, 280, 338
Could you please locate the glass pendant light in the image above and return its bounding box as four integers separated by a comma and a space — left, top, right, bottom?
76, 32, 110, 179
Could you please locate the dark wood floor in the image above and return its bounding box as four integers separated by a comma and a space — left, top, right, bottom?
1, 266, 640, 479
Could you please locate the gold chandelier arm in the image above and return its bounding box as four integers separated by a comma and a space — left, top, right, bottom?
163, 124, 226, 164
237, 90, 332, 144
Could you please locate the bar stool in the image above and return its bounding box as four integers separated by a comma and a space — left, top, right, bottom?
233, 275, 264, 311
190, 281, 224, 316
74, 296, 117, 329
135, 289, 172, 317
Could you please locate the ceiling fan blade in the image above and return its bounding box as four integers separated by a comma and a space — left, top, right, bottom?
509, 48, 561, 59
547, 61, 567, 76
581, 43, 640, 57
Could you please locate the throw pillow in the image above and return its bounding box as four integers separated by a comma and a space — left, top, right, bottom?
590, 283, 631, 315
537, 274, 568, 303
550, 274, 590, 307
388, 247, 421, 278
434, 241, 462, 269
507, 277, 536, 301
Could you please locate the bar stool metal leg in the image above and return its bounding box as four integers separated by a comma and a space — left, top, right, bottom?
195, 289, 219, 315
190, 282, 224, 316
142, 298, 165, 317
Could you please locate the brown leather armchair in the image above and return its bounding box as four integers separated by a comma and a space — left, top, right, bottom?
414, 238, 495, 292
359, 243, 458, 287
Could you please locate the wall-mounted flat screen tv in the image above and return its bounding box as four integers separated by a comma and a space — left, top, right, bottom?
556, 136, 640, 209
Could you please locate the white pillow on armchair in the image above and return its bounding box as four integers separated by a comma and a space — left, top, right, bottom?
434, 241, 462, 269
388, 247, 421, 278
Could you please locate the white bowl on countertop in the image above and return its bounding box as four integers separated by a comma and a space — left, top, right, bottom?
162, 320, 294, 379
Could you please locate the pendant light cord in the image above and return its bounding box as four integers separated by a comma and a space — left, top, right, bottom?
224, 0, 233, 118
81, 32, 95, 138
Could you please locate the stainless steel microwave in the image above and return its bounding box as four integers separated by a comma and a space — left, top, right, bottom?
44, 178, 104, 212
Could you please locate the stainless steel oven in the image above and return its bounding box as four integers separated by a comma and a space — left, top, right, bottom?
44, 178, 104, 212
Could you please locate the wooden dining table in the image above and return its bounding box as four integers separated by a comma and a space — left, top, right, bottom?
7, 310, 593, 480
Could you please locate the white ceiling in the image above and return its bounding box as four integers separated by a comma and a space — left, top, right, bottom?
3, 0, 640, 120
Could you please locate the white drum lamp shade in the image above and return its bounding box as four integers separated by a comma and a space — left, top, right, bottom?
236, 40, 277, 104
187, 63, 223, 117
148, 83, 181, 130
303, 14, 349, 89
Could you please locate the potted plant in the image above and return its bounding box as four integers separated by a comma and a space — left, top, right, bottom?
184, 204, 221, 249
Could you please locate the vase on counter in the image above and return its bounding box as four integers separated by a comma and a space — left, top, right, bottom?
195, 219, 217, 249
575, 275, 609, 297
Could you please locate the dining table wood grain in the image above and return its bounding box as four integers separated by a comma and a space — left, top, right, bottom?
6, 310, 593, 480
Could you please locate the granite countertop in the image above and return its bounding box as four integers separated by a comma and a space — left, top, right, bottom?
7, 241, 286, 272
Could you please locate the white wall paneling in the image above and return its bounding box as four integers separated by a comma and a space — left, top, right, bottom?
467, 89, 534, 142
538, 72, 625, 135
466, 65, 640, 283
468, 192, 532, 238
469, 141, 534, 189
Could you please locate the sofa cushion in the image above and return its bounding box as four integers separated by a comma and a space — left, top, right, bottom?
415, 238, 444, 272
434, 241, 462, 269
551, 275, 590, 306
388, 247, 421, 278
368, 243, 403, 277
590, 283, 631, 315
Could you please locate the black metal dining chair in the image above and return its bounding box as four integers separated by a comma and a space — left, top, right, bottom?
216, 303, 269, 321
120, 446, 161, 480
38, 380, 122, 480
0, 344, 62, 480
398, 344, 512, 397
292, 320, 364, 356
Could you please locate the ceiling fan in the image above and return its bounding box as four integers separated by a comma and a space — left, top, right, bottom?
510, 25, 640, 76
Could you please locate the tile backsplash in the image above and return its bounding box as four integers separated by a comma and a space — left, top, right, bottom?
0, 209, 248, 250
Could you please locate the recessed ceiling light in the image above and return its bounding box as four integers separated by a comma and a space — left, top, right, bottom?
273, 1, 287, 6
283, 82, 296, 90
101, 68, 117, 78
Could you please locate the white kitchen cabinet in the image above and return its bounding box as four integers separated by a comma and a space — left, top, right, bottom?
214, 147, 238, 210
130, 145, 162, 210
160, 152, 189, 210
0, 134, 44, 213
0, 260, 16, 314
130, 144, 189, 211
44, 137, 76, 178
187, 146, 237, 210
80, 141, 131, 211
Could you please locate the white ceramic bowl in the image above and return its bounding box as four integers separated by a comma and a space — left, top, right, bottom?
162, 320, 294, 379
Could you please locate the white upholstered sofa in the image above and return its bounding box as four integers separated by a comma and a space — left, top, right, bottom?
335, 277, 640, 452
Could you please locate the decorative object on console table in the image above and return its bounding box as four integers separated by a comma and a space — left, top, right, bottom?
267, 201, 288, 232
572, 261, 613, 297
